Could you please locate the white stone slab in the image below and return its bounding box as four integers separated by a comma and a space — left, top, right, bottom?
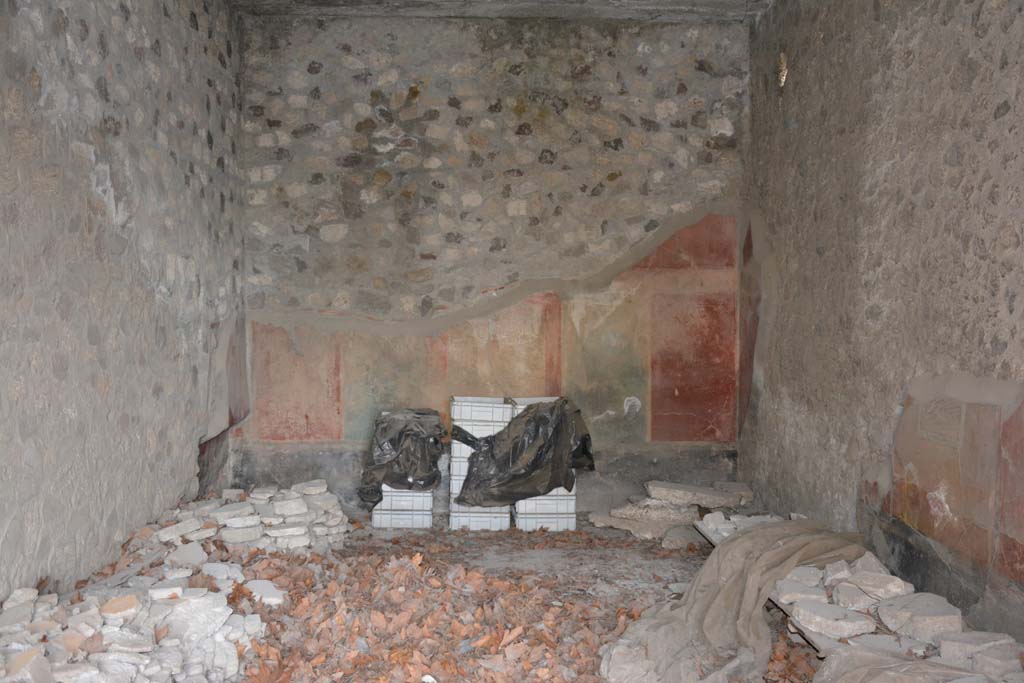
876, 592, 962, 643
245, 581, 284, 607
156, 519, 202, 544
645, 481, 741, 508
291, 479, 328, 495
791, 600, 877, 639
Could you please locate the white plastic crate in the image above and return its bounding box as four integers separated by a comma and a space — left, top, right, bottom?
513, 512, 576, 532
448, 396, 515, 531
450, 509, 512, 531
514, 487, 576, 515
380, 484, 433, 511
450, 397, 514, 423
372, 508, 433, 529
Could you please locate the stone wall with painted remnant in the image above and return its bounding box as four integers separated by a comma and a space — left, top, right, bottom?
0, 0, 246, 596
743, 0, 1024, 636
239, 16, 747, 318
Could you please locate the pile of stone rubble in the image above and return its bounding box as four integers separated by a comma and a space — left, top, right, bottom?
163, 479, 350, 552
773, 554, 1024, 681
590, 480, 754, 549
695, 513, 1024, 682
0, 481, 349, 683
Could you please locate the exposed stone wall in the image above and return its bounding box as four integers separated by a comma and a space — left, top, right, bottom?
239, 16, 747, 319
743, 0, 1024, 631
0, 0, 245, 596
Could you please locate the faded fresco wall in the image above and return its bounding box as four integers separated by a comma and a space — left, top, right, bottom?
744, 0, 1024, 636
238, 16, 747, 319
0, 0, 246, 597
231, 214, 740, 505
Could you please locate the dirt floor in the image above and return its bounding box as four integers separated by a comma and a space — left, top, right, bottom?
239, 525, 708, 683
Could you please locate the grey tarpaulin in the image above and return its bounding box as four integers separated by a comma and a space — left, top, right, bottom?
452, 398, 595, 507
600, 521, 865, 683
358, 409, 446, 509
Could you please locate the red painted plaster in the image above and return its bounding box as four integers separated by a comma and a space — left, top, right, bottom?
650, 292, 737, 442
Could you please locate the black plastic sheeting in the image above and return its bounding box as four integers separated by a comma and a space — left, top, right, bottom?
358, 409, 447, 509
453, 398, 595, 507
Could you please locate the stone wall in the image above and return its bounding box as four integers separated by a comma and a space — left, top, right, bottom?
0, 0, 246, 597
743, 0, 1024, 634
239, 16, 747, 319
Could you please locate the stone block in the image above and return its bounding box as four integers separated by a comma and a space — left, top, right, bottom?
773, 579, 827, 605
785, 566, 823, 587
971, 643, 1024, 678
876, 592, 962, 643
219, 526, 264, 544
791, 600, 877, 639
166, 543, 208, 568
823, 560, 852, 587
291, 479, 328, 495
245, 580, 284, 606
610, 498, 698, 524
644, 481, 741, 508
833, 583, 878, 611
844, 571, 914, 600
208, 502, 255, 524
156, 519, 202, 543
938, 630, 1015, 668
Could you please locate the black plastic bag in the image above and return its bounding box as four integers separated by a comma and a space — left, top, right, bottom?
453, 398, 595, 507
358, 409, 446, 509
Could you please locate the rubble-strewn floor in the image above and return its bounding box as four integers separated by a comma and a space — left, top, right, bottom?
248, 526, 706, 683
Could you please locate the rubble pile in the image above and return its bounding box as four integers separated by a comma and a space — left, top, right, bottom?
590, 480, 753, 549
245, 530, 685, 683
0, 481, 349, 683
769, 553, 1024, 681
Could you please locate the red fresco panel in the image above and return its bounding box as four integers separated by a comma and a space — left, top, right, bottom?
251, 322, 343, 442
537, 292, 563, 397
650, 292, 737, 442
634, 214, 737, 271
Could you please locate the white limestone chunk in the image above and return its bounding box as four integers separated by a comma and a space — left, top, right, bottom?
271, 498, 308, 516
785, 566, 823, 588
156, 519, 202, 544
823, 560, 852, 587
791, 600, 877, 639
208, 502, 254, 524
876, 592, 962, 643
245, 581, 284, 607
644, 481, 742, 508
938, 631, 1015, 668
773, 579, 828, 605
291, 479, 328, 496
264, 524, 307, 538
219, 526, 263, 544
223, 515, 261, 528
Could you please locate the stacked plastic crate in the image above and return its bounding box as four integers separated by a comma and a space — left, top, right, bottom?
371, 484, 433, 528
371, 411, 434, 529
449, 397, 513, 531
510, 397, 577, 531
